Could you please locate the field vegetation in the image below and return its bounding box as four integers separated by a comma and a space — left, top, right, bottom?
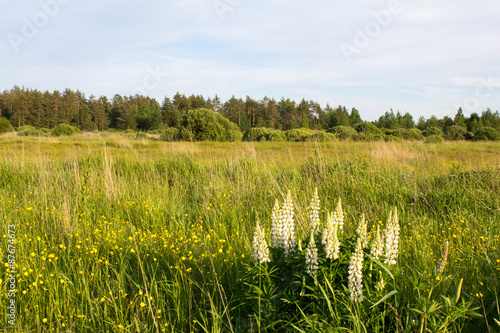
0, 133, 499, 332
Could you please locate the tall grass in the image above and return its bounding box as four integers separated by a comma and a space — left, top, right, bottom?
0, 134, 499, 332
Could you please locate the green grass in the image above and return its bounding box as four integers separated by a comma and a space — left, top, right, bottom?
0, 134, 499, 332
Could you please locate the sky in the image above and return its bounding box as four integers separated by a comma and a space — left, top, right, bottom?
1, 0, 500, 121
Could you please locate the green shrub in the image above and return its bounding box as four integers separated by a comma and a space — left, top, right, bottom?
425, 135, 444, 143
160, 127, 179, 141
266, 130, 287, 142
180, 108, 242, 142
400, 128, 423, 140
244, 127, 273, 141
333, 126, 358, 140
0, 117, 14, 134
354, 122, 384, 139
310, 130, 335, 142
51, 124, 80, 136
17, 125, 45, 136
474, 127, 500, 141
426, 126, 443, 137
284, 128, 315, 141
446, 125, 468, 141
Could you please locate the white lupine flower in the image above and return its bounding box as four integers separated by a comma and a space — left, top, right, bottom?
370, 225, 384, 261
253, 222, 271, 264
384, 209, 400, 266
333, 198, 344, 232
322, 212, 340, 260
348, 238, 364, 302
280, 190, 296, 258
309, 187, 321, 234
356, 215, 369, 248
305, 232, 319, 276
271, 199, 281, 248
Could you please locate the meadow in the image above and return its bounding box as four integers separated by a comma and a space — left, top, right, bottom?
0, 133, 499, 332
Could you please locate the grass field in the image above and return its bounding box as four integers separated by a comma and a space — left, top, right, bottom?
1, 134, 499, 332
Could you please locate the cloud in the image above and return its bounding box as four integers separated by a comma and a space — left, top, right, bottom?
1, 0, 499, 121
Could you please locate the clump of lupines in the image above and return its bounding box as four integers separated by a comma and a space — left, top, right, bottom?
322, 211, 340, 260
253, 222, 271, 264
348, 238, 365, 302
252, 190, 401, 305
309, 188, 321, 234
305, 232, 319, 276
384, 208, 400, 266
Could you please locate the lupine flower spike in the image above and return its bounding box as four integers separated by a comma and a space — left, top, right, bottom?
280, 190, 296, 258
271, 199, 281, 248
334, 198, 344, 232
305, 232, 319, 276
253, 222, 271, 264
356, 214, 369, 248
370, 225, 384, 261
309, 187, 321, 235
384, 208, 400, 266
322, 212, 340, 260
348, 237, 364, 302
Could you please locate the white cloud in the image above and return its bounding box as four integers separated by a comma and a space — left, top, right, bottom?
1, 0, 499, 121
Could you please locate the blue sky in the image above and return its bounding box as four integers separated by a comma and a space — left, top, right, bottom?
2, 0, 500, 121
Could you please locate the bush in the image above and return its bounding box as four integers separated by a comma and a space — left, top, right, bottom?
425, 135, 444, 143
354, 123, 384, 140
52, 124, 80, 136
333, 126, 358, 140
17, 125, 46, 136
284, 128, 315, 141
473, 127, 500, 141
244, 127, 273, 141
0, 117, 14, 134
160, 127, 179, 141
400, 128, 423, 141
426, 126, 443, 137
267, 130, 287, 142
446, 125, 468, 141
180, 108, 242, 142
310, 130, 335, 142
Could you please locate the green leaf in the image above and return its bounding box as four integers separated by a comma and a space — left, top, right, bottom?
371, 290, 398, 309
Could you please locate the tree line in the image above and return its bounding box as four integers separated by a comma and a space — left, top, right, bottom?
1, 86, 499, 141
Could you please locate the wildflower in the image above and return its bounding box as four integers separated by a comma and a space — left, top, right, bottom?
333, 198, 344, 232
252, 222, 271, 264
271, 199, 281, 248
279, 190, 296, 258
370, 225, 384, 260
384, 209, 400, 266
140, 302, 146, 308
437, 241, 449, 274
356, 215, 368, 248
305, 232, 318, 276
348, 238, 364, 302
309, 188, 321, 234
322, 212, 340, 260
